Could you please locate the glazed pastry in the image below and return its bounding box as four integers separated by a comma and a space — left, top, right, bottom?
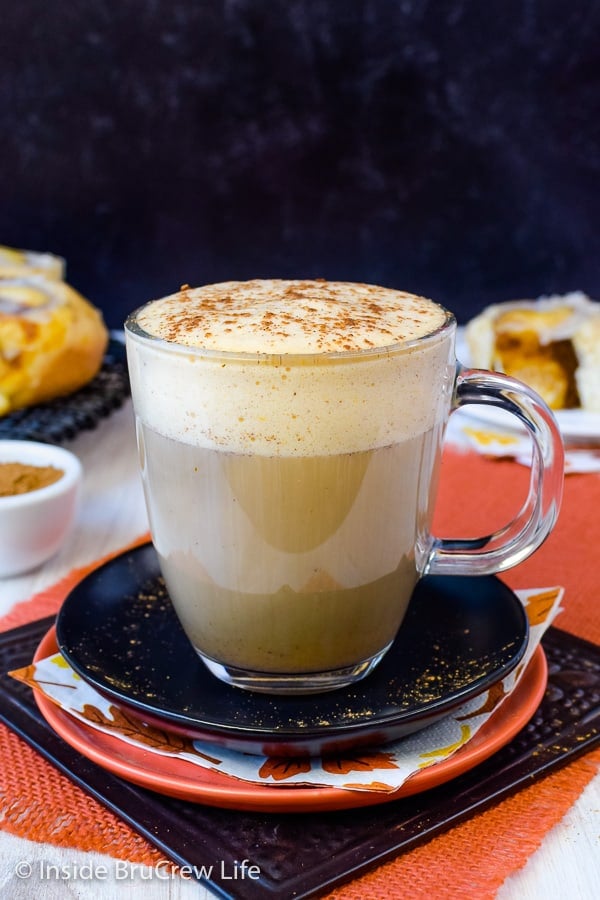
0, 244, 65, 280
572, 312, 600, 412
465, 292, 600, 411
0, 273, 108, 416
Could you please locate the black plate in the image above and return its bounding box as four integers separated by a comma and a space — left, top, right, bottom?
56, 543, 529, 756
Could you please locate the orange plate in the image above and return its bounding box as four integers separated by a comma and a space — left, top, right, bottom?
33, 627, 547, 813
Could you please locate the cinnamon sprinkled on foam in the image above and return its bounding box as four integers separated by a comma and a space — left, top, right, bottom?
135, 280, 448, 354
126, 280, 455, 455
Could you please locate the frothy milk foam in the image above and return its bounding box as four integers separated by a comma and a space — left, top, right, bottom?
126, 281, 456, 685
127, 280, 454, 457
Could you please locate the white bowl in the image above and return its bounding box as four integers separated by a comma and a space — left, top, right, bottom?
0, 440, 82, 577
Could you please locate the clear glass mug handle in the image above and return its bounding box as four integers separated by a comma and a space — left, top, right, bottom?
426, 365, 564, 576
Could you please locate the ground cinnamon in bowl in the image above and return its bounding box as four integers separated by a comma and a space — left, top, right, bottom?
0, 461, 63, 497
0, 439, 81, 576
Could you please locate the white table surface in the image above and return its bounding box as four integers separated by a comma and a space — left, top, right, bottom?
0, 399, 598, 899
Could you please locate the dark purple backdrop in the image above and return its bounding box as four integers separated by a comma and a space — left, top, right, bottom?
1, 0, 598, 327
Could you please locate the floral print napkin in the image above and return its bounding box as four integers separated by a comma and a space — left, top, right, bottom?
10, 586, 562, 793
447, 413, 600, 474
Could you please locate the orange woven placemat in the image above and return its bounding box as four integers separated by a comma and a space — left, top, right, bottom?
1, 451, 599, 898
0, 533, 165, 868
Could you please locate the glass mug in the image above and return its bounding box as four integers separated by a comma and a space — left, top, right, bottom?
125, 280, 563, 694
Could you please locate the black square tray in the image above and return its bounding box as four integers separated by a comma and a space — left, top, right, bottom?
0, 617, 598, 899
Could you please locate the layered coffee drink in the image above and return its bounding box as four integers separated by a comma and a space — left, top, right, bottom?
126, 280, 455, 692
